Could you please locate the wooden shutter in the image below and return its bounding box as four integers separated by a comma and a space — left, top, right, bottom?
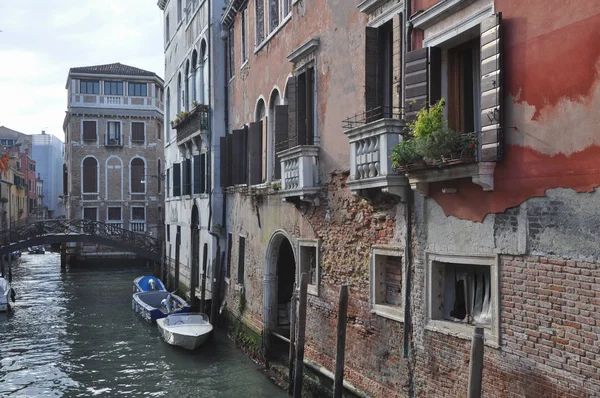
305, 67, 315, 145
274, 105, 288, 179
480, 13, 502, 162
286, 77, 297, 149
241, 126, 248, 184
248, 122, 262, 185
83, 121, 96, 141
365, 27, 380, 118
297, 72, 307, 145
404, 47, 441, 122
226, 133, 234, 185
193, 155, 201, 194
173, 163, 181, 196
220, 136, 229, 187
200, 153, 206, 193
132, 122, 145, 142
231, 129, 244, 185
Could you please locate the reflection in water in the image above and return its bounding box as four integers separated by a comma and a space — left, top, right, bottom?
0, 253, 285, 397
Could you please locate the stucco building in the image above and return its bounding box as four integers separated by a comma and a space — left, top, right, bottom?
157, 0, 226, 304
218, 0, 600, 397
63, 63, 164, 241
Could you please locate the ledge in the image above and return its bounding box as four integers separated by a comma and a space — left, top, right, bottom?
411, 0, 474, 30
347, 174, 408, 202
357, 0, 390, 14
344, 118, 406, 141
287, 38, 320, 64
406, 161, 495, 196
425, 320, 500, 348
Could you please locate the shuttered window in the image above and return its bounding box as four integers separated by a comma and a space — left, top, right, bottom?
130, 158, 145, 193
193, 154, 206, 194
107, 207, 121, 221
238, 236, 246, 283
83, 207, 97, 221
365, 21, 394, 120
131, 122, 145, 142
173, 163, 181, 196
273, 105, 288, 179
295, 67, 314, 146
83, 121, 97, 141
82, 157, 98, 193
404, 47, 441, 121
230, 128, 248, 185
182, 158, 192, 195
248, 122, 262, 185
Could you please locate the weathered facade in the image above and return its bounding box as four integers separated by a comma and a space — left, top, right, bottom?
219, 0, 600, 397
63, 63, 164, 245
157, 0, 226, 302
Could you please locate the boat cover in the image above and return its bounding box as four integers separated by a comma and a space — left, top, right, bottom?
136, 276, 166, 292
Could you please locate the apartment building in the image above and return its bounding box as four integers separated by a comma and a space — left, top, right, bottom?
31, 131, 65, 218
63, 63, 164, 239
157, 0, 226, 303
219, 0, 600, 397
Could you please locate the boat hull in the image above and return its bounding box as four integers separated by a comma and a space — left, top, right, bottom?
132, 291, 190, 322
156, 313, 213, 350
0, 278, 13, 312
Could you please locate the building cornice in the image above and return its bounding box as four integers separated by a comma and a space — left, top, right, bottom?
221, 0, 248, 28
411, 0, 475, 30
358, 0, 398, 14
287, 38, 320, 64
157, 0, 168, 11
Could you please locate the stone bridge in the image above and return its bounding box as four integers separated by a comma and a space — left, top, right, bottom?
0, 219, 161, 262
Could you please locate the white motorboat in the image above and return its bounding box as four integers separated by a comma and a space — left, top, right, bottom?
156, 313, 213, 350
0, 277, 15, 312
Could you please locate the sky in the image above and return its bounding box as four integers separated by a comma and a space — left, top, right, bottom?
0, 0, 164, 141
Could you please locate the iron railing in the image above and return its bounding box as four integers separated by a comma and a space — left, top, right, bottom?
342, 106, 404, 130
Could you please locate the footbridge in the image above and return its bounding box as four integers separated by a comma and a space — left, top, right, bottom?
0, 219, 161, 262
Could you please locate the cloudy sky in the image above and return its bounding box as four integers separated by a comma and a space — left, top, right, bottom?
0, 1, 164, 141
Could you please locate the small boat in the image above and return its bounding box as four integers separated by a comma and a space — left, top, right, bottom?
29, 246, 45, 254
133, 275, 166, 293
132, 291, 190, 322
157, 313, 213, 350
0, 277, 16, 312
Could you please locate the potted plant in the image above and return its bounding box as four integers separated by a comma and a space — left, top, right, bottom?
0, 197, 8, 204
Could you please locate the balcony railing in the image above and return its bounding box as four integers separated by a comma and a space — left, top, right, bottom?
70, 94, 162, 112
173, 104, 209, 145
105, 135, 123, 147
106, 96, 121, 105
343, 107, 408, 201
106, 221, 123, 235
277, 145, 320, 203
130, 221, 146, 233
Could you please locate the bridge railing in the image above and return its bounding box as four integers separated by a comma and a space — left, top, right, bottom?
0, 219, 160, 255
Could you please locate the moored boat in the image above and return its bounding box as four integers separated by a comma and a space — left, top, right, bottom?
132, 291, 190, 322
0, 277, 16, 312
133, 275, 166, 293
156, 313, 213, 350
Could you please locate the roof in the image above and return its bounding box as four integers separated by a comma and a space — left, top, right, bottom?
0, 126, 25, 139
69, 63, 158, 78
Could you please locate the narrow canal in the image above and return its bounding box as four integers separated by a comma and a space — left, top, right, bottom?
0, 252, 286, 397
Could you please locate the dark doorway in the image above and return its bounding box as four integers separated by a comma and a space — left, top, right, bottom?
275, 238, 295, 337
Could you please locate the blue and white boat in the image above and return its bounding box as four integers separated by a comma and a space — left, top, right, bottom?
0, 277, 15, 312
133, 275, 166, 293
132, 291, 190, 322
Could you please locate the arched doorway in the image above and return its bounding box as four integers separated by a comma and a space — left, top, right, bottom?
190, 204, 200, 304
264, 231, 297, 345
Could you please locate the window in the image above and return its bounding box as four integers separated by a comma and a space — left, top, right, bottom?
283, 0, 291, 17
104, 81, 123, 95
446, 39, 480, 134
165, 15, 170, 45
166, 88, 171, 140
249, 100, 267, 184
107, 207, 122, 221
131, 122, 145, 142
237, 236, 246, 284
292, 66, 315, 146
177, 0, 182, 22
182, 158, 192, 195
228, 26, 235, 79
106, 121, 121, 145
82, 157, 98, 193
130, 158, 145, 193
184, 60, 190, 111
80, 80, 99, 94
226, 233, 233, 279
128, 82, 147, 97
173, 163, 181, 196
157, 159, 162, 194
269, 0, 279, 33
426, 252, 499, 345
191, 50, 198, 102
166, 167, 171, 197
255, 0, 265, 45
370, 246, 404, 322
83, 207, 97, 221
193, 154, 206, 194
241, 8, 248, 63
299, 239, 320, 296
131, 206, 146, 220
177, 73, 182, 113
82, 120, 97, 141
365, 20, 395, 119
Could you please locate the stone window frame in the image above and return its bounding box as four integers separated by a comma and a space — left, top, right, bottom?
297, 238, 320, 296
81, 119, 98, 145
105, 119, 123, 146
369, 245, 405, 323
130, 121, 146, 145
425, 251, 501, 347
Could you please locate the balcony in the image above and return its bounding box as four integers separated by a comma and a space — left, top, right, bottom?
173, 104, 209, 146
343, 107, 409, 201
70, 94, 163, 112
277, 145, 320, 205
130, 221, 146, 233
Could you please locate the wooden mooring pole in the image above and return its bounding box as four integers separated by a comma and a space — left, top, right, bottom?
287, 285, 297, 396
293, 273, 308, 398
333, 285, 349, 398
467, 327, 485, 398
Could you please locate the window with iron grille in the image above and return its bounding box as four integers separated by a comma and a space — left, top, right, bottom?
80, 80, 99, 94
82, 121, 97, 141
107, 207, 121, 221
104, 81, 123, 95
131, 207, 146, 220
131, 122, 145, 142
130, 158, 145, 193
128, 82, 147, 97
82, 157, 98, 193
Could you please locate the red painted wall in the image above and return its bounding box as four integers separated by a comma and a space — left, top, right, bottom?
428, 0, 600, 221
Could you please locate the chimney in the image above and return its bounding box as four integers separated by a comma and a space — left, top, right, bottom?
41, 130, 46, 135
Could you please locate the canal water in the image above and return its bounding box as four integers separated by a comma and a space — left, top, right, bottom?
0, 252, 286, 397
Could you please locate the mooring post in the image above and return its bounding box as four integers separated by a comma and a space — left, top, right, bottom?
0, 255, 5, 278
467, 327, 485, 398
287, 286, 297, 396
293, 273, 308, 398
167, 244, 172, 289
7, 253, 12, 283
333, 285, 349, 398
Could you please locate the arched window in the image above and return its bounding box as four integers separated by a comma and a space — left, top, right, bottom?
82, 157, 98, 193
200, 40, 208, 105
269, 89, 282, 179
177, 73, 182, 113
252, 98, 267, 184
184, 60, 190, 111
191, 50, 198, 104
130, 158, 145, 193
166, 88, 171, 140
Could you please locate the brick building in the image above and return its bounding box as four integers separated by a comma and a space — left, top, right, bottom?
218, 0, 600, 397
63, 63, 164, 241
